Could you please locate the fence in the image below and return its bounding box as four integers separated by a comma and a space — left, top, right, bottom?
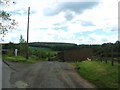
93, 57, 120, 66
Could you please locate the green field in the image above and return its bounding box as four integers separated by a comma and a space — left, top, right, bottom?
3, 45, 119, 89
3, 47, 59, 63
29, 46, 58, 54
74, 60, 119, 89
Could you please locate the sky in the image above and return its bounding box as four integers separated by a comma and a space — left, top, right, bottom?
0, 0, 119, 45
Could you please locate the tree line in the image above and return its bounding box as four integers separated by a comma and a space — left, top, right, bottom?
2, 40, 120, 58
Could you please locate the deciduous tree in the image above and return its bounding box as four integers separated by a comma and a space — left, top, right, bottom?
0, 0, 17, 41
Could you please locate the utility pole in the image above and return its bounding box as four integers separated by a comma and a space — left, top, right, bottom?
26, 7, 30, 59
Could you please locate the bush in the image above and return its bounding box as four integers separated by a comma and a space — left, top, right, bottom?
7, 49, 14, 56
31, 50, 48, 60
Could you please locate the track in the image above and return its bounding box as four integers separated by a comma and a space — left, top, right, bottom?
2, 61, 96, 88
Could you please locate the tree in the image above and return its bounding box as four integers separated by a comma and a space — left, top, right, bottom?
18, 35, 27, 57
114, 41, 120, 57
19, 35, 25, 43
0, 0, 17, 40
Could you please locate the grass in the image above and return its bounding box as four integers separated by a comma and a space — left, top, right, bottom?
29, 47, 58, 54
2, 47, 59, 63
3, 55, 38, 64
74, 60, 119, 89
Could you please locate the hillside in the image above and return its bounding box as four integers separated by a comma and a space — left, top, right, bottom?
29, 42, 78, 51
29, 42, 77, 47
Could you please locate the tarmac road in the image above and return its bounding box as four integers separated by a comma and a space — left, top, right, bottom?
2, 61, 96, 88
2, 61, 14, 88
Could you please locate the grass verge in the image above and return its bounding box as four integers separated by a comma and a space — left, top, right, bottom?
3, 55, 38, 64
74, 60, 119, 89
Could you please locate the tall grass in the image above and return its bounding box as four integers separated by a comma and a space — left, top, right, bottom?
75, 61, 119, 88
3, 55, 38, 63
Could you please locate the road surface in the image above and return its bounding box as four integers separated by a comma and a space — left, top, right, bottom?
2, 61, 96, 88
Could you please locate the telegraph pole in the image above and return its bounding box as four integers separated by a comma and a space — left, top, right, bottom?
26, 7, 30, 59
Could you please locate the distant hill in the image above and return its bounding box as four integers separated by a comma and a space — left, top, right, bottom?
29, 42, 77, 46
3, 41, 120, 58
29, 42, 78, 51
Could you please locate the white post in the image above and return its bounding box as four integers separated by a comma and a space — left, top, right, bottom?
15, 49, 18, 56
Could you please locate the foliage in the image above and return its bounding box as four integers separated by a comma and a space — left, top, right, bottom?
18, 43, 27, 57
2, 41, 120, 62
2, 45, 58, 63
0, 0, 16, 5
2, 35, 27, 57
3, 55, 38, 63
19, 35, 25, 43
28, 41, 120, 58
0, 11, 17, 36
29, 47, 57, 61
29, 42, 78, 51
0, 0, 17, 40
75, 61, 119, 88
18, 35, 27, 57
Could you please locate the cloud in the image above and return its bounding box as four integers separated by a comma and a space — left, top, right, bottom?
43, 2, 99, 20
81, 21, 95, 26
64, 10, 75, 21
88, 33, 117, 44
1, 0, 119, 44
1, 29, 26, 43
9, 8, 27, 15
27, 28, 75, 43
61, 2, 99, 13
68, 23, 97, 33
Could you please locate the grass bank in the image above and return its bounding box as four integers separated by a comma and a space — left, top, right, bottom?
2, 55, 38, 64
74, 60, 119, 89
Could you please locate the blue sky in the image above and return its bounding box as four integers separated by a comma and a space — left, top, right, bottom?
0, 0, 118, 44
